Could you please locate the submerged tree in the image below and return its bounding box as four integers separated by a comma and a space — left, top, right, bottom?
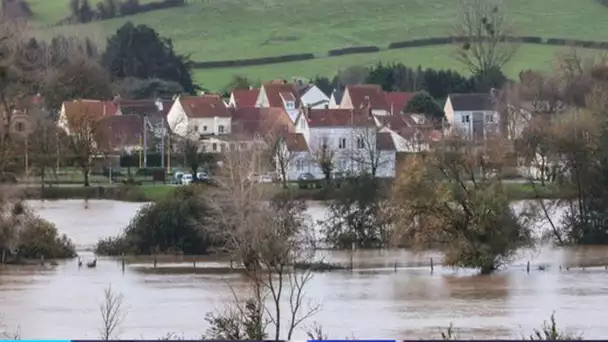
391, 135, 534, 274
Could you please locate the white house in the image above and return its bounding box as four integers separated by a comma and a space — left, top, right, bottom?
255, 82, 302, 123
284, 107, 396, 180
444, 93, 500, 139
167, 94, 232, 138
298, 84, 330, 109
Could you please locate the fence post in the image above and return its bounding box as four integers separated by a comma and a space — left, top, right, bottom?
526, 261, 530, 273
430, 257, 434, 273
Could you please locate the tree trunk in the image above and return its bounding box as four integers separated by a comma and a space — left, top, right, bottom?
83, 168, 90, 187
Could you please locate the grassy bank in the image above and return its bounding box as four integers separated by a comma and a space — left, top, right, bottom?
22, 184, 176, 202
20, 181, 571, 203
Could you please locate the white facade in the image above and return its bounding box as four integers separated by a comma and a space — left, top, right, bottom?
166, 97, 232, 138
286, 115, 396, 180
300, 85, 329, 109
444, 97, 499, 139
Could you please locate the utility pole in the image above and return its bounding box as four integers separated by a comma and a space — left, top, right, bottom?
143, 115, 148, 168
160, 117, 165, 168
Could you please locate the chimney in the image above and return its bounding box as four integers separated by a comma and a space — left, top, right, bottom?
200, 91, 205, 96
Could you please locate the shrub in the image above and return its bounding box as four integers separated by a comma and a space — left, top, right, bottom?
99, 185, 220, 255
546, 38, 568, 46
328, 45, 380, 56
17, 216, 77, 259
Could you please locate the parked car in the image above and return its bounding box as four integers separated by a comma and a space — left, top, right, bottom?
174, 171, 184, 184
259, 173, 274, 183
298, 173, 315, 181
196, 171, 209, 180
181, 173, 193, 185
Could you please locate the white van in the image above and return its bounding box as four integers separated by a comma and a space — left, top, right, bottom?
181, 173, 193, 185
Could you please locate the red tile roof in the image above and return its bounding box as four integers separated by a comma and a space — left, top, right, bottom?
261, 83, 302, 108
375, 115, 413, 131
304, 108, 376, 127
283, 133, 308, 152
385, 92, 417, 114
62, 100, 118, 120
344, 85, 388, 110
231, 89, 260, 108
230, 107, 293, 139
95, 114, 143, 150
179, 95, 230, 118
376, 132, 396, 151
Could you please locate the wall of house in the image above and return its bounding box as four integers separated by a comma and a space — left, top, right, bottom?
188, 117, 232, 136
376, 151, 396, 178
166, 102, 189, 137
301, 86, 329, 108
255, 87, 269, 107
444, 98, 455, 126
450, 110, 500, 138
328, 94, 339, 108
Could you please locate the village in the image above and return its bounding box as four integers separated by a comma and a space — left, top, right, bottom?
38, 80, 517, 185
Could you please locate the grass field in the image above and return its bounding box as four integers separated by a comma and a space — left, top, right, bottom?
23, 0, 608, 90
194, 44, 607, 91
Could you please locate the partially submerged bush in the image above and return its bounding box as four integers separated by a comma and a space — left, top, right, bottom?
96, 185, 220, 255
17, 216, 76, 259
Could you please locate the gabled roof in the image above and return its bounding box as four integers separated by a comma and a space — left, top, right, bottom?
376, 132, 396, 151
296, 84, 313, 97
331, 88, 344, 105
231, 89, 260, 108
179, 95, 231, 118
375, 115, 414, 131
261, 83, 302, 108
230, 107, 292, 139
344, 85, 388, 110
385, 92, 417, 114
448, 93, 494, 111
117, 99, 159, 116
305, 108, 375, 127
283, 133, 308, 152
280, 92, 295, 102
62, 100, 118, 120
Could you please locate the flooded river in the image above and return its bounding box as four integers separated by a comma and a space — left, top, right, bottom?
0, 199, 608, 339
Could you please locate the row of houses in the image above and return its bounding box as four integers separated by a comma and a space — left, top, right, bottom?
54, 80, 503, 181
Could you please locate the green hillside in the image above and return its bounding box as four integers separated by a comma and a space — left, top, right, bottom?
24, 0, 608, 90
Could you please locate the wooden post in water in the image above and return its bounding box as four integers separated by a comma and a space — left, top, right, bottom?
193, 259, 196, 268
40, 254, 45, 266
394, 260, 397, 272
430, 257, 434, 274
153, 254, 157, 268
350, 242, 355, 271
121, 253, 125, 273
526, 261, 530, 273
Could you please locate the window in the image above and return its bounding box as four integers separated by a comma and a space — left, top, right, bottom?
339, 138, 347, 149
356, 137, 364, 149
218, 125, 225, 134
339, 159, 347, 170
203, 125, 208, 132
486, 114, 494, 123
296, 159, 304, 171
286, 101, 295, 109
15, 122, 24, 132
461, 115, 470, 123
212, 143, 217, 151
194, 125, 199, 132
240, 143, 247, 149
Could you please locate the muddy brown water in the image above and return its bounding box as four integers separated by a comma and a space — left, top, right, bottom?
0, 199, 607, 339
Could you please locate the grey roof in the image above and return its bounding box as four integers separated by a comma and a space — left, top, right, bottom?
449, 93, 494, 111
332, 88, 344, 105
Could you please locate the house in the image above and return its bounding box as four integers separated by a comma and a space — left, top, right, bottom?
444, 93, 500, 140
279, 132, 310, 181
385, 92, 417, 115
289, 107, 396, 180
374, 114, 433, 153
228, 88, 260, 108
339, 85, 390, 115
166, 94, 231, 138
59, 100, 118, 134
297, 84, 330, 109
95, 114, 145, 154
255, 82, 302, 123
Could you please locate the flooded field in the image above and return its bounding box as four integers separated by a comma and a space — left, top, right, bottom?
0, 199, 606, 339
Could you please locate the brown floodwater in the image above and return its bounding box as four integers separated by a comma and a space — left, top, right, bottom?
0, 199, 607, 339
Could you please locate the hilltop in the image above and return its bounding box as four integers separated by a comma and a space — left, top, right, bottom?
23, 0, 608, 90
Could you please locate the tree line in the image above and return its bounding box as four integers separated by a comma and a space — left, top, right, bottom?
66, 0, 185, 24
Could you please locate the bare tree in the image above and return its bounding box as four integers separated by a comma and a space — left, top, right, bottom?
311, 136, 335, 181
99, 284, 127, 340
27, 106, 60, 193
267, 133, 295, 188
452, 0, 517, 75
64, 100, 108, 187
346, 126, 389, 177
208, 143, 321, 340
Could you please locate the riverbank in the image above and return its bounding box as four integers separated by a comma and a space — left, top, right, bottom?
18, 181, 572, 203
